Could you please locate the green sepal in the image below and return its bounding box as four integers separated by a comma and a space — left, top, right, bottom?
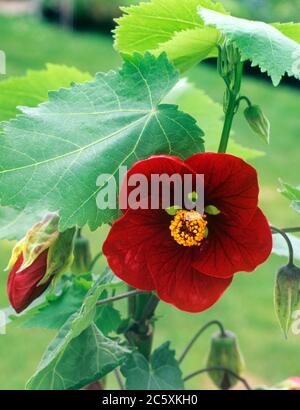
6, 212, 59, 272
39, 227, 76, 286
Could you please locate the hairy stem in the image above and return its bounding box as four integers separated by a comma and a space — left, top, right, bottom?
179, 320, 226, 364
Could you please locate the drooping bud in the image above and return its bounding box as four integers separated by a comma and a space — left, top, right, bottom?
6, 213, 75, 312
7, 250, 50, 313
274, 264, 300, 338
244, 105, 270, 143
71, 233, 92, 274
207, 330, 245, 390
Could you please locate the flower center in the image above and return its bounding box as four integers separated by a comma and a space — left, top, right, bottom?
169, 210, 207, 247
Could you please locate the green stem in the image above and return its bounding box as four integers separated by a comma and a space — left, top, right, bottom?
280, 227, 300, 234
183, 367, 252, 390
179, 320, 226, 364
126, 291, 160, 359
271, 226, 294, 266
96, 289, 145, 306
218, 61, 244, 153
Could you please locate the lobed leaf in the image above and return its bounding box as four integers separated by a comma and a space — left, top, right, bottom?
0, 64, 91, 123
121, 342, 183, 390
0, 53, 204, 232
114, 0, 227, 71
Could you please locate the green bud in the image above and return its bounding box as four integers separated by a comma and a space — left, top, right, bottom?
274, 264, 300, 338
71, 234, 92, 274
244, 105, 270, 143
207, 330, 245, 390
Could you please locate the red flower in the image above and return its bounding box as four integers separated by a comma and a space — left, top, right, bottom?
7, 250, 51, 313
103, 153, 272, 313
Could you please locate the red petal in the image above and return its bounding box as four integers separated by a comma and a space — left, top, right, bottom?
119, 155, 195, 212
185, 153, 259, 226
193, 208, 272, 278
103, 209, 169, 290
7, 250, 49, 313
147, 236, 232, 312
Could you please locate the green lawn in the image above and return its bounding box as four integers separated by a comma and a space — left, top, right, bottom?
0, 15, 300, 390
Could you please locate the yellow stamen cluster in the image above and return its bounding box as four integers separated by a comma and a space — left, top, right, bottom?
169, 210, 207, 247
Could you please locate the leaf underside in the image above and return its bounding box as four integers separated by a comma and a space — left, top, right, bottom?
199, 8, 300, 86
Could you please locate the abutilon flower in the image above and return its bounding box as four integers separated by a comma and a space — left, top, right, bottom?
103, 153, 272, 313
7, 250, 50, 313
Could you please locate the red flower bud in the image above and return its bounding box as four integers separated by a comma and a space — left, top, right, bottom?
7, 250, 51, 313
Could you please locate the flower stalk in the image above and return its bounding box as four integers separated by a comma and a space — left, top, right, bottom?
183, 366, 252, 390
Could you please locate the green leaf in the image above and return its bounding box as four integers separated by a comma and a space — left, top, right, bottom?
0, 206, 47, 241
95, 294, 122, 336
27, 271, 129, 389
114, 0, 227, 71
0, 64, 91, 122
280, 181, 300, 214
27, 322, 130, 390
273, 23, 300, 44
165, 78, 264, 160
0, 53, 203, 231
121, 342, 184, 390
16, 276, 91, 329
199, 8, 300, 86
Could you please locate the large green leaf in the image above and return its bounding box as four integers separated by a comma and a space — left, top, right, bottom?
199, 8, 300, 86
15, 276, 91, 329
165, 78, 264, 159
0, 53, 203, 231
16, 268, 122, 330
27, 322, 130, 390
121, 342, 184, 390
114, 0, 227, 71
0, 64, 91, 122
0, 65, 92, 241
27, 272, 128, 389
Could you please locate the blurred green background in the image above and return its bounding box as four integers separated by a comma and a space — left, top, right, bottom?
0, 0, 300, 390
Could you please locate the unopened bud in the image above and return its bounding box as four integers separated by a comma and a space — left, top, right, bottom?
244, 105, 270, 143
274, 264, 300, 338
71, 234, 92, 274
207, 330, 245, 390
